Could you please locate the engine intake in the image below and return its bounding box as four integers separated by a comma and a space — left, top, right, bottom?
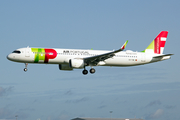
69, 59, 84, 69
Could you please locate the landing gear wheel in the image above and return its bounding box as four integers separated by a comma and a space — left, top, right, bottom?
82, 69, 88, 75
24, 63, 28, 72
90, 68, 95, 74
24, 68, 28, 72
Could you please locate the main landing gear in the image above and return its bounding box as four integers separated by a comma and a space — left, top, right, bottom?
24, 63, 28, 72
82, 67, 96, 75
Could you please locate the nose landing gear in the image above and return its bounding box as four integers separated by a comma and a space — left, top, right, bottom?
24, 63, 28, 72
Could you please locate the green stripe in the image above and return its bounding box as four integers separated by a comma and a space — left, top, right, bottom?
31, 48, 45, 63
141, 40, 154, 52
146, 40, 154, 50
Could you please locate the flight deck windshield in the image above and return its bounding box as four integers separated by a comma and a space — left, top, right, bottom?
12, 50, 21, 54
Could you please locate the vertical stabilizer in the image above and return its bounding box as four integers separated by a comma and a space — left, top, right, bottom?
142, 31, 168, 54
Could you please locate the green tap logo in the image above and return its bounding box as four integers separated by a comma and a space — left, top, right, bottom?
31, 48, 57, 63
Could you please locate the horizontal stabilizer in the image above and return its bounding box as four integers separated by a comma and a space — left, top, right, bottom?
153, 54, 174, 58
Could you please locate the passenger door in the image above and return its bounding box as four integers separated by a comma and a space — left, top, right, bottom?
25, 48, 30, 57
141, 53, 146, 62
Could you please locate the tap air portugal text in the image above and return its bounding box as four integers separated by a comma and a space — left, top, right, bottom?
7, 31, 173, 75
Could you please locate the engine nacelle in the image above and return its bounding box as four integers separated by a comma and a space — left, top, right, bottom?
69, 59, 84, 69
59, 64, 73, 71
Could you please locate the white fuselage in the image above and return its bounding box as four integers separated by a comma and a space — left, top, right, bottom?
7, 47, 169, 67
6, 31, 173, 75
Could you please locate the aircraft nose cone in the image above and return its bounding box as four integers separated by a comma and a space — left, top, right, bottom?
7, 54, 14, 61
7, 54, 11, 60
7, 53, 20, 62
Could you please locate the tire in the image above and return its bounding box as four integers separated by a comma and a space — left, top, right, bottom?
24, 68, 28, 72
90, 68, 95, 74
82, 69, 88, 75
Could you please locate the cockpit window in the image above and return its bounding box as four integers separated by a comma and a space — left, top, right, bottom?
12, 50, 21, 54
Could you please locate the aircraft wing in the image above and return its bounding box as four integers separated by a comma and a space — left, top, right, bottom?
84, 41, 128, 66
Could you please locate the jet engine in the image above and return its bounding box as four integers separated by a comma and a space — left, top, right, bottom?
59, 64, 73, 70
69, 59, 84, 69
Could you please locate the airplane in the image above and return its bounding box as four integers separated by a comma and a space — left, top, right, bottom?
7, 31, 173, 75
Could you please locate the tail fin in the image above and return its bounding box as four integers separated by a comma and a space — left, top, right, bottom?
142, 31, 168, 54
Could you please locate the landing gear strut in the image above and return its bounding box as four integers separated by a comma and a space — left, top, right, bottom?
24, 63, 28, 72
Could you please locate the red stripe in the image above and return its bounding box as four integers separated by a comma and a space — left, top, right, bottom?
154, 31, 168, 54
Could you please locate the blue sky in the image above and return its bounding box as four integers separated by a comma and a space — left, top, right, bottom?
1, 0, 180, 120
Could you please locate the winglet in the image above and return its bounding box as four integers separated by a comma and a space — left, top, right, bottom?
121, 40, 128, 50
112, 40, 128, 53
